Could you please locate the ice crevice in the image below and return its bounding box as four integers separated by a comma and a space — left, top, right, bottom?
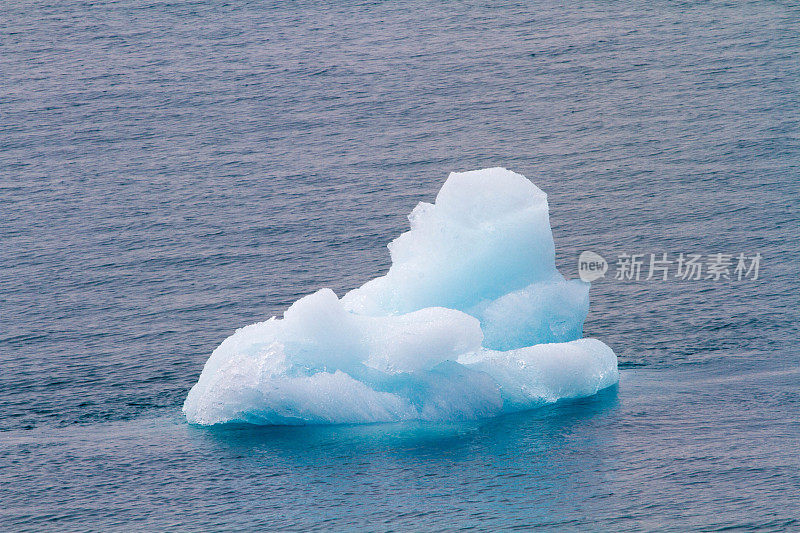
183, 168, 618, 425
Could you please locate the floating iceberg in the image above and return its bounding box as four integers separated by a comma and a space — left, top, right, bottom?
184, 168, 618, 426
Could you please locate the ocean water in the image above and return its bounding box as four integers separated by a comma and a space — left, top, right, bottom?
1, 0, 799, 530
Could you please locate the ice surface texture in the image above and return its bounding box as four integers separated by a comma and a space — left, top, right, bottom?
184, 168, 618, 425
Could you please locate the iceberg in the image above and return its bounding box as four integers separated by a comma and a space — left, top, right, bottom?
183, 168, 618, 426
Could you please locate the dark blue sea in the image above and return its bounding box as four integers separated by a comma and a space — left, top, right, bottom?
2, 0, 799, 530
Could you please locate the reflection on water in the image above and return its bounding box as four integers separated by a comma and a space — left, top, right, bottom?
199, 385, 621, 456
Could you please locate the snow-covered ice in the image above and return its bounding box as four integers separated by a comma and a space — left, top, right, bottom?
183, 168, 618, 425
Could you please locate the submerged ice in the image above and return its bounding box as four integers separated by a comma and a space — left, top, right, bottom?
183, 168, 618, 425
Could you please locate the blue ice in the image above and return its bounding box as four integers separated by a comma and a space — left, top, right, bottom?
183, 168, 618, 425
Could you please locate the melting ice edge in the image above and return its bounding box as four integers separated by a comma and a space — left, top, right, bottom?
184, 168, 619, 425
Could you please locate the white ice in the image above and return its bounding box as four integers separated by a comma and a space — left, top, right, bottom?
183, 168, 618, 425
